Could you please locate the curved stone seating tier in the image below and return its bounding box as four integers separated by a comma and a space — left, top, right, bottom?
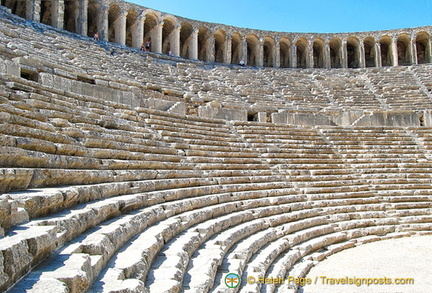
3, 98, 432, 293
0, 8, 432, 125
0, 5, 432, 293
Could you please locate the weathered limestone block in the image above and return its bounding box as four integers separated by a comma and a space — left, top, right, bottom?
0, 197, 14, 232
76, 234, 116, 265
53, 68, 78, 80
18, 225, 58, 264
0, 252, 10, 291
97, 268, 147, 293
287, 112, 335, 126
0, 123, 74, 145
271, 110, 289, 124
41, 253, 94, 293
15, 137, 57, 153
0, 237, 33, 291
8, 189, 64, 218
0, 168, 33, 193
0, 103, 45, 123
29, 169, 141, 189
114, 234, 164, 282
198, 103, 247, 121
23, 278, 69, 293
0, 60, 20, 76
0, 196, 29, 231
355, 111, 421, 127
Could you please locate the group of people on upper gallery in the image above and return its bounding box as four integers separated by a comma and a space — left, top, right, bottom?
93, 31, 153, 53
92, 32, 246, 66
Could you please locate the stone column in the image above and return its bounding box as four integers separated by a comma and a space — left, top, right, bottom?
171, 25, 181, 56
114, 9, 127, 45
151, 21, 163, 53
207, 36, 215, 62
370, 41, 378, 67
411, 39, 418, 65
190, 29, 199, 60
426, 36, 432, 63
132, 12, 145, 49
306, 40, 313, 68
78, 0, 88, 36
274, 41, 280, 68
241, 39, 248, 65
410, 34, 417, 65
324, 42, 331, 69
375, 43, 382, 67
257, 38, 264, 67
99, 3, 109, 41
26, 0, 41, 22
359, 41, 366, 68
341, 40, 348, 68
226, 34, 232, 64
391, 37, 398, 66
51, 0, 64, 29
291, 44, 297, 68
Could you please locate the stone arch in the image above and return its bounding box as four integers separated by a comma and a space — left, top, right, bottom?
380, 35, 393, 66
416, 31, 431, 64
64, 0, 79, 34
295, 38, 308, 68
87, 0, 100, 38
40, 0, 53, 26
3, 0, 26, 19
364, 37, 376, 67
198, 26, 212, 62
246, 34, 259, 66
263, 36, 275, 67
397, 33, 412, 65
329, 37, 342, 68
162, 16, 177, 55
108, 3, 123, 44
214, 29, 227, 64
125, 9, 138, 48
279, 37, 291, 68
313, 38, 325, 68
230, 32, 242, 65
347, 36, 360, 68
180, 22, 194, 59
143, 10, 160, 53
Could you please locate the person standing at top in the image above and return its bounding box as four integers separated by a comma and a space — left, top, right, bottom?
145, 38, 151, 51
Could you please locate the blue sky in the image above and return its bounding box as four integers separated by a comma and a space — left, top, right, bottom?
129, 0, 431, 33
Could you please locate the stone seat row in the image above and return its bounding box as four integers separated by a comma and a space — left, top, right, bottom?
200, 209, 428, 290
2, 172, 297, 288
16, 188, 425, 293
10, 184, 300, 290
3, 81, 432, 185
1, 81, 277, 170
5, 137, 432, 292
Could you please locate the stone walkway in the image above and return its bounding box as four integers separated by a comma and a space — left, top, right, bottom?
302, 235, 432, 293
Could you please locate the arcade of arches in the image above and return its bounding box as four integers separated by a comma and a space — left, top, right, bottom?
2, 0, 432, 68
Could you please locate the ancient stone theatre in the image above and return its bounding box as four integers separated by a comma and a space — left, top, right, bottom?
0, 0, 432, 293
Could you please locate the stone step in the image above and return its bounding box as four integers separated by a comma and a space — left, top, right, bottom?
0, 225, 58, 292
242, 231, 347, 292
211, 218, 331, 292
94, 196, 307, 292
